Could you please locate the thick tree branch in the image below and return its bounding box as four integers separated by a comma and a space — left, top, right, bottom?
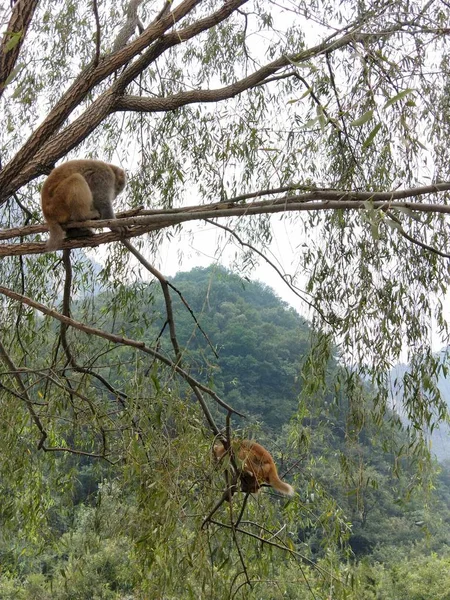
112, 31, 381, 112
16, 0, 247, 185
0, 0, 39, 99
113, 22, 429, 113
113, 0, 249, 94
2, 182, 450, 257
0, 0, 206, 196
0, 13, 423, 201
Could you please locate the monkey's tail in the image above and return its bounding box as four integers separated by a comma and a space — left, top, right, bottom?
45, 221, 65, 251
268, 471, 295, 496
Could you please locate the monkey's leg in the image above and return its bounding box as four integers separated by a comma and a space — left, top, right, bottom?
66, 227, 96, 238
59, 174, 99, 238
98, 200, 127, 236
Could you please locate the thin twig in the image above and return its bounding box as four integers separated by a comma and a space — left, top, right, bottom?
293, 70, 341, 133
0, 338, 48, 448
202, 484, 238, 528
235, 492, 250, 527
122, 239, 218, 358
385, 210, 450, 258
121, 239, 182, 362
205, 219, 332, 322
191, 385, 220, 435
167, 281, 219, 359
208, 519, 317, 568
230, 500, 252, 589
325, 51, 361, 177
122, 241, 223, 432
0, 285, 244, 417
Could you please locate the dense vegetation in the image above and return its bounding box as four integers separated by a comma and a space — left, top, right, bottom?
3, 0, 450, 596
1, 266, 449, 599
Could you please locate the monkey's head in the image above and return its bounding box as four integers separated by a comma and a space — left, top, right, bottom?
213, 442, 227, 461
111, 165, 126, 195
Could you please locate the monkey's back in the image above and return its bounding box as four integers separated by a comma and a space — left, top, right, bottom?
238, 440, 277, 482
214, 439, 294, 496
42, 160, 119, 198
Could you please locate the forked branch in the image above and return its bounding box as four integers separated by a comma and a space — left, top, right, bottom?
0, 285, 244, 421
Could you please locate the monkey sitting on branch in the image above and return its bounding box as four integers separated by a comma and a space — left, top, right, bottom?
40, 159, 126, 250
214, 439, 295, 497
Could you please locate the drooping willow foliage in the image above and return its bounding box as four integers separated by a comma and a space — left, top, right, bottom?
1, 0, 450, 595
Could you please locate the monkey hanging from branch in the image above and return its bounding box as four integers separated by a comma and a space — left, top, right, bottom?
214, 439, 295, 497
203, 439, 294, 529
40, 159, 126, 250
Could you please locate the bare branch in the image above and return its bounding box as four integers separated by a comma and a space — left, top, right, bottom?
168, 283, 219, 359
0, 285, 244, 417
202, 484, 240, 528
0, 338, 48, 448
92, 0, 101, 66
2, 181, 450, 257
112, 0, 145, 52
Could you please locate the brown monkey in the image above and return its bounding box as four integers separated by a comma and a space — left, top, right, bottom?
213, 439, 294, 496
41, 159, 126, 250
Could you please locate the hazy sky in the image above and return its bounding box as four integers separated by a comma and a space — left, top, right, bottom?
160, 216, 312, 318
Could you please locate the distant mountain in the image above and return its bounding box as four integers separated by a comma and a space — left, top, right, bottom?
433, 372, 450, 461
168, 266, 312, 429
390, 359, 450, 462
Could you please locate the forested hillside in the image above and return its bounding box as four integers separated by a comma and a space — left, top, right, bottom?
1, 266, 449, 599
156, 266, 310, 427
